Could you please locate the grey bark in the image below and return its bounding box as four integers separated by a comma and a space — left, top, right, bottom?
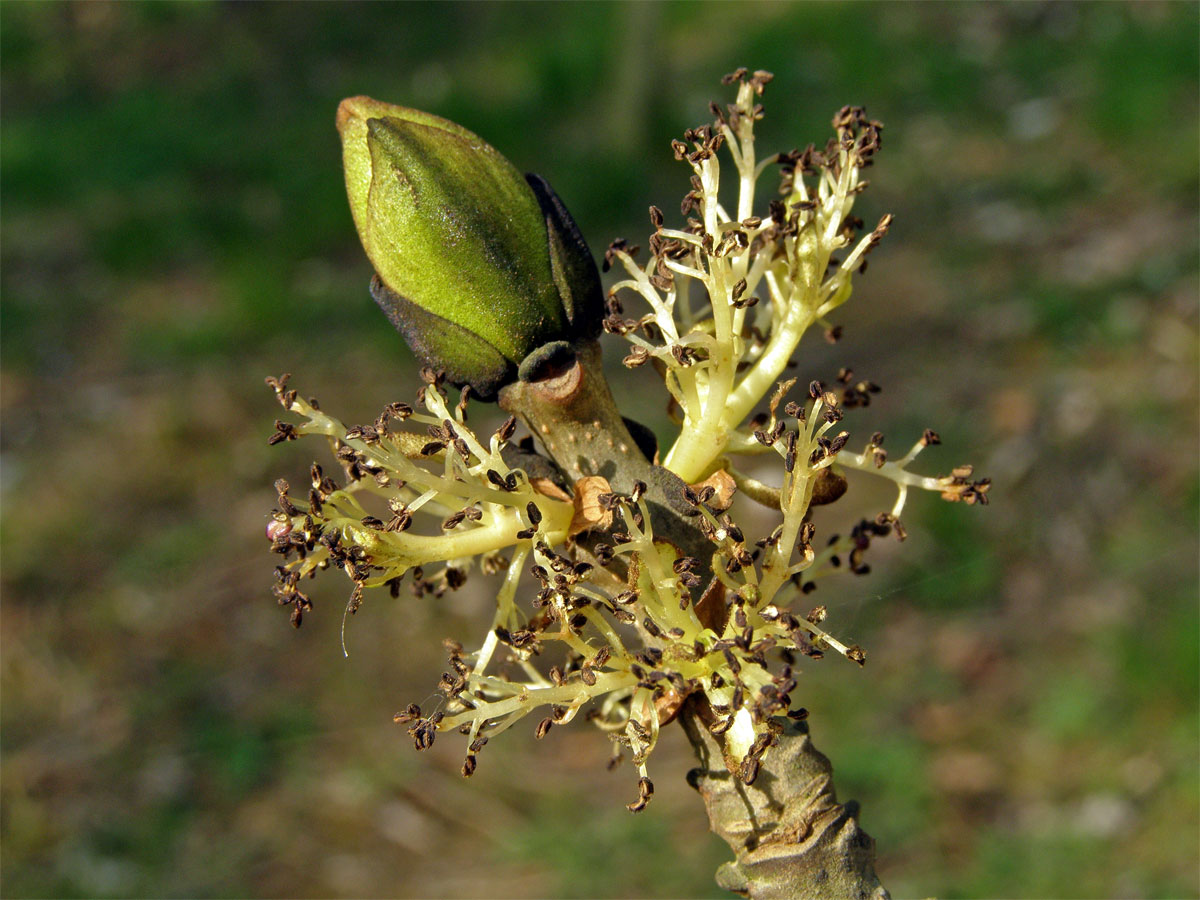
680, 704, 890, 900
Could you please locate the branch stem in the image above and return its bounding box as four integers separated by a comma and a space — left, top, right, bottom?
680, 702, 889, 900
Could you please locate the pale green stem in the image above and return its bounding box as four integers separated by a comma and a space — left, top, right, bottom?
440, 670, 639, 730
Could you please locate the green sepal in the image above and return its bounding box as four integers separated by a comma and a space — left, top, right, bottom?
369, 275, 515, 401
363, 116, 564, 362
525, 173, 604, 340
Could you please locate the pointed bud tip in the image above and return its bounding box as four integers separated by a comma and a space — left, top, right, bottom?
335, 96, 367, 134
337, 95, 413, 138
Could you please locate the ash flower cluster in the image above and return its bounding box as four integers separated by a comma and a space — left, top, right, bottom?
266, 69, 988, 809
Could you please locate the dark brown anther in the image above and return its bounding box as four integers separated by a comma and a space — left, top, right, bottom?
393, 703, 422, 724
265, 373, 291, 397
386, 507, 412, 532
603, 238, 639, 272
720, 518, 739, 547
535, 717, 554, 740
741, 757, 761, 786
526, 502, 542, 525
722, 648, 742, 675
454, 386, 471, 422
623, 346, 650, 368
709, 716, 733, 735
268, 420, 298, 446
864, 213, 893, 253
627, 776, 654, 813
730, 685, 744, 711
750, 69, 774, 90
345, 424, 382, 445
748, 732, 774, 760
385, 401, 413, 420
494, 415, 517, 444
649, 205, 664, 228
408, 724, 436, 758
672, 556, 698, 574
670, 344, 696, 366
922, 429, 942, 446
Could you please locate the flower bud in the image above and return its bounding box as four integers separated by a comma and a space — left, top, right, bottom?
337, 96, 603, 399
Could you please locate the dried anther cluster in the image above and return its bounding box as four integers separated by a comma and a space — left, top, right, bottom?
266, 70, 988, 811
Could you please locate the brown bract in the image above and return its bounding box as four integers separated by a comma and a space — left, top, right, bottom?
690, 468, 736, 511
569, 475, 615, 537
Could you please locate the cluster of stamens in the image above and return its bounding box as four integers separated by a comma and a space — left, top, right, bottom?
264, 69, 988, 810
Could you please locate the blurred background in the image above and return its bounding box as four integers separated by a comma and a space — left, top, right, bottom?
2, 2, 1197, 898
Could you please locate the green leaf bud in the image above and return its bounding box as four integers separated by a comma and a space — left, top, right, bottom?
337, 96, 603, 399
